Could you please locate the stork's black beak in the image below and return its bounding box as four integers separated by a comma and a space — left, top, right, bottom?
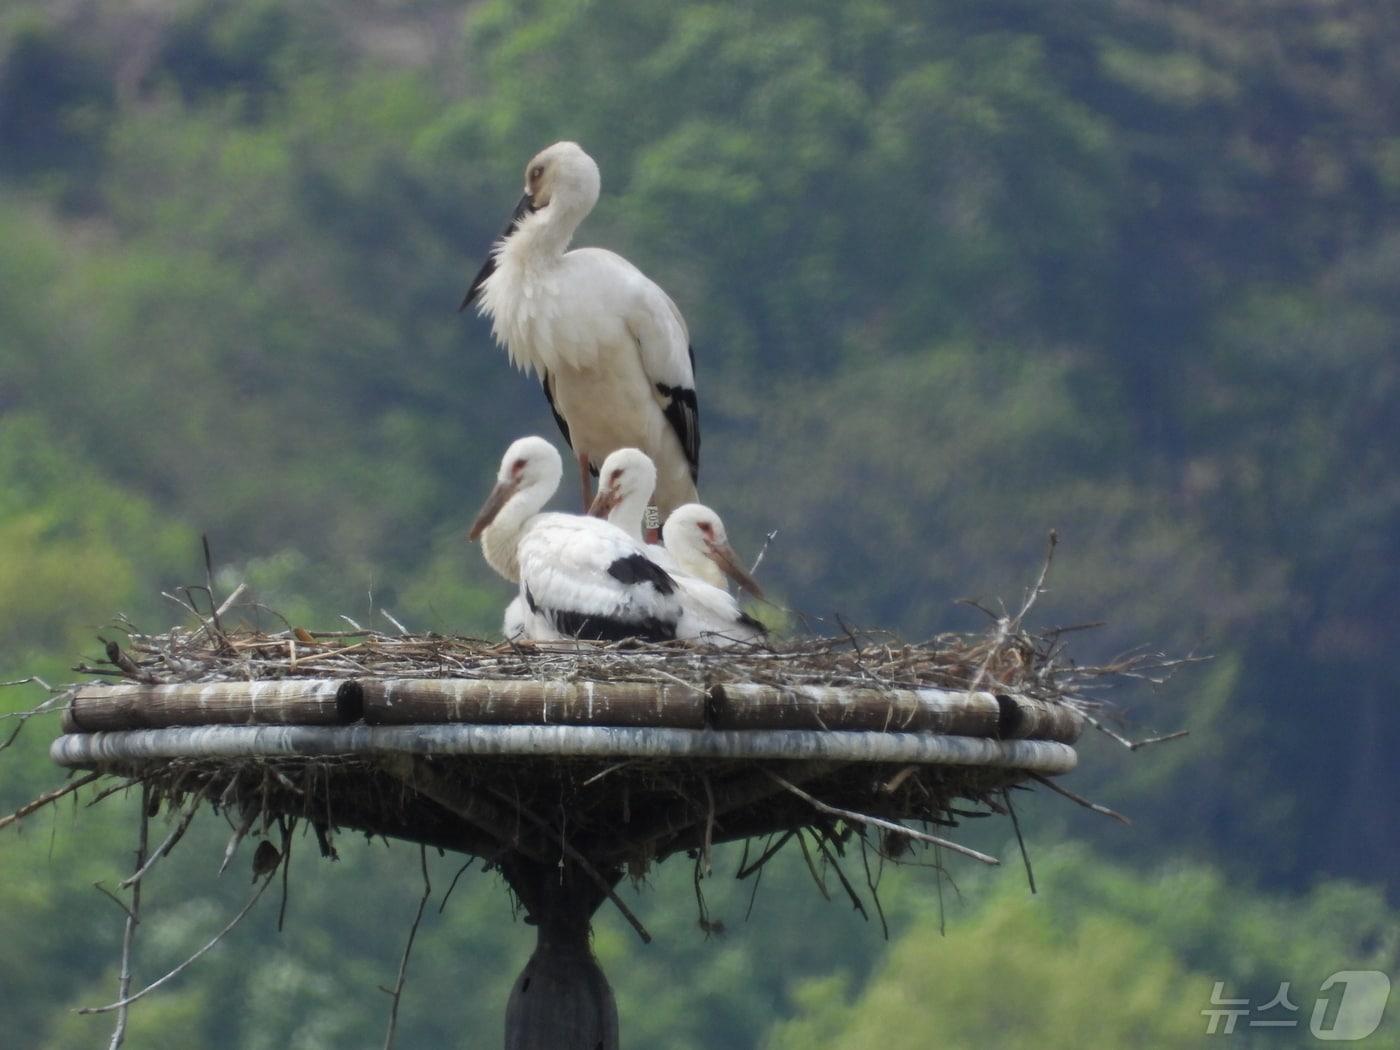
459, 193, 537, 312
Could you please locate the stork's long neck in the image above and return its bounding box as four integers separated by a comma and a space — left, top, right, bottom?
501, 198, 591, 267
481, 482, 554, 582
606, 488, 651, 546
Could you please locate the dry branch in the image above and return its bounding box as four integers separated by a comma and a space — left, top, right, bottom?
765, 772, 999, 866
79, 875, 274, 1015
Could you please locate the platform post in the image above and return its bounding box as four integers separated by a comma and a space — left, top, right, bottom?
502, 857, 621, 1050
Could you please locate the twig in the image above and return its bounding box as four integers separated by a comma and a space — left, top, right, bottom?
93, 882, 138, 923
108, 785, 150, 1050
0, 684, 69, 753
858, 833, 889, 940
219, 805, 258, 874
1077, 708, 1190, 751
581, 761, 633, 787
1002, 787, 1035, 894
78, 876, 274, 1015
700, 774, 715, 877
382, 845, 431, 1050
438, 858, 475, 915
120, 782, 211, 889
749, 529, 778, 575
814, 832, 866, 920
1028, 773, 1132, 825
202, 535, 223, 638
743, 843, 766, 922
1013, 530, 1058, 626
794, 829, 829, 901
736, 828, 795, 880
0, 772, 103, 831
277, 815, 293, 932
764, 772, 999, 866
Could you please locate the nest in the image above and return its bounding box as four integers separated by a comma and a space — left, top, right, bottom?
37, 605, 1126, 887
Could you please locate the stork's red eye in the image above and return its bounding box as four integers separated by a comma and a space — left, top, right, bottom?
512, 458, 527, 476
698, 522, 714, 537
610, 470, 622, 483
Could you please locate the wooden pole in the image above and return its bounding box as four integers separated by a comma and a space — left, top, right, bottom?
63, 681, 361, 732
499, 856, 620, 1050
360, 678, 705, 729
50, 724, 1080, 773
64, 680, 1082, 743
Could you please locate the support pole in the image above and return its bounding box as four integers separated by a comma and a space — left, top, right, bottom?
501, 857, 620, 1050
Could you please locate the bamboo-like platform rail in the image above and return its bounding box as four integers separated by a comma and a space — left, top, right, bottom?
50, 723, 1079, 773
62, 679, 1084, 744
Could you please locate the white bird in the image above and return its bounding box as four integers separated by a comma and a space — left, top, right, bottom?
586, 448, 683, 574
461, 141, 700, 526
469, 436, 682, 643
589, 450, 766, 646
662, 503, 766, 600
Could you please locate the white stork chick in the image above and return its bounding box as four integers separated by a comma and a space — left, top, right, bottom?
589, 454, 765, 646
587, 448, 682, 575
469, 436, 682, 643
461, 141, 700, 522
662, 503, 768, 602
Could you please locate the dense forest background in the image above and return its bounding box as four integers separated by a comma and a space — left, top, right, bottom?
2, 1, 1398, 1046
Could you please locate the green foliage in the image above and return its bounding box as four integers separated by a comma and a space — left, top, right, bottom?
0, 413, 192, 658
767, 847, 1400, 1050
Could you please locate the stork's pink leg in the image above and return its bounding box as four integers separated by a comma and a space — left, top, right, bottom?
577, 452, 593, 511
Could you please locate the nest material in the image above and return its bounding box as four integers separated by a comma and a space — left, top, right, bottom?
74, 622, 1079, 697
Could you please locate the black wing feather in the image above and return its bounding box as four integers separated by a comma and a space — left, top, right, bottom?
606, 553, 677, 595
459, 193, 536, 311
656, 366, 701, 483
548, 609, 677, 643
541, 371, 573, 451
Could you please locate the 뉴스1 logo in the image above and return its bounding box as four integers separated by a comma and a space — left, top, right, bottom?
1203, 971, 1391, 1040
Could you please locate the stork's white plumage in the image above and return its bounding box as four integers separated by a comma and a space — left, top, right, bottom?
469, 436, 682, 643
461, 142, 700, 520
589, 451, 765, 646
501, 594, 528, 640
662, 503, 766, 600
587, 448, 682, 575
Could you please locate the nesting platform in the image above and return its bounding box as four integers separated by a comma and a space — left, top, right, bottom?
49, 628, 1091, 1050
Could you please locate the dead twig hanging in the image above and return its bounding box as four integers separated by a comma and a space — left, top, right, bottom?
1027, 773, 1132, 825
120, 782, 211, 890
107, 784, 150, 1050
78, 875, 275, 1016
764, 772, 999, 866
0, 771, 102, 831
381, 845, 432, 1050
1002, 787, 1035, 894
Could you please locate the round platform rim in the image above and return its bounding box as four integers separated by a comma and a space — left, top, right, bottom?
50, 724, 1078, 774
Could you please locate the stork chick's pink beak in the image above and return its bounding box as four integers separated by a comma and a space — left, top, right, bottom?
706, 541, 765, 599
587, 485, 621, 519
468, 479, 517, 540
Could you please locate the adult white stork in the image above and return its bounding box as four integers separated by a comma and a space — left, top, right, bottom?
469, 436, 683, 643
460, 141, 700, 524
589, 450, 766, 646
